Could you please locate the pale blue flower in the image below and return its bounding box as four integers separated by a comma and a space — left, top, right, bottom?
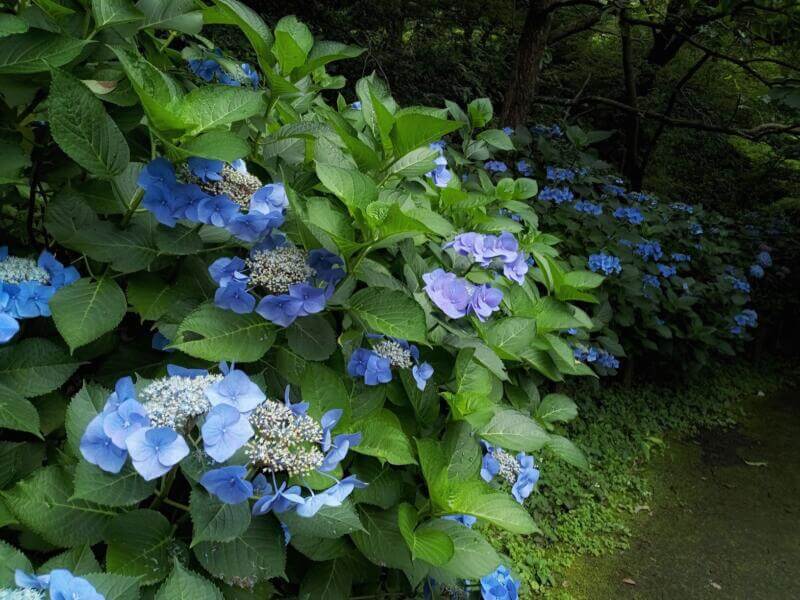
126, 427, 189, 480
205, 369, 265, 414
202, 403, 254, 462
80, 414, 127, 473
480, 565, 520, 600
103, 399, 149, 448
200, 465, 253, 504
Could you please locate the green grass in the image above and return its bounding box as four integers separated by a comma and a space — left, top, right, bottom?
488, 361, 792, 597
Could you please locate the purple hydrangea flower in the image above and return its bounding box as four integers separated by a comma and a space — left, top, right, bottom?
422, 269, 471, 319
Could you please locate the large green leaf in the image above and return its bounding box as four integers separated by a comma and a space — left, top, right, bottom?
40, 545, 101, 575
296, 40, 364, 77
272, 15, 313, 74
127, 273, 183, 322
0, 383, 41, 437
193, 517, 286, 582
50, 277, 127, 352
92, 0, 143, 29
426, 519, 500, 579
300, 363, 350, 419
3, 466, 119, 547
298, 558, 353, 600
49, 69, 129, 178
207, 0, 273, 70
279, 502, 363, 539
177, 86, 265, 135
72, 461, 156, 507
445, 480, 538, 534
0, 540, 31, 587
0, 30, 88, 74
136, 0, 202, 34
547, 435, 589, 470
351, 409, 416, 465
179, 130, 250, 162
172, 303, 276, 362
315, 163, 377, 215
535, 393, 578, 424
82, 573, 140, 600
106, 509, 173, 584
156, 562, 223, 600
478, 408, 550, 452
190, 490, 251, 547
390, 113, 461, 157
286, 314, 337, 361
0, 14, 28, 38
482, 317, 538, 360
350, 506, 411, 570
0, 338, 81, 397
397, 504, 453, 566
348, 288, 427, 343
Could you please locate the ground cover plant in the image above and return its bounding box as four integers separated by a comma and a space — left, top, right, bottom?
0, 2, 791, 599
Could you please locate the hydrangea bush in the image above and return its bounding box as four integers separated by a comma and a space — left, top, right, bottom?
0, 4, 605, 598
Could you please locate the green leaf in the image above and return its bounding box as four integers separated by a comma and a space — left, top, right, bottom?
65, 383, 109, 457
273, 15, 313, 74
0, 383, 41, 437
177, 85, 265, 135
208, 0, 273, 70
106, 509, 173, 584
180, 130, 250, 162
136, 0, 202, 34
397, 504, 453, 566
315, 163, 377, 215
300, 363, 350, 419
296, 40, 364, 77
72, 461, 156, 507
127, 273, 183, 322
0, 138, 31, 184
535, 393, 578, 423
299, 558, 353, 600
391, 113, 462, 157
352, 409, 416, 465
40, 545, 101, 575
350, 506, 411, 570
0, 30, 88, 74
49, 69, 130, 178
172, 303, 276, 362
445, 480, 538, 534
0, 14, 28, 38
190, 490, 251, 547
156, 562, 224, 600
426, 519, 500, 579
482, 317, 538, 360
0, 540, 31, 586
83, 572, 140, 600
348, 288, 427, 343
50, 277, 127, 352
547, 435, 589, 470
0, 338, 81, 397
92, 0, 143, 29
350, 459, 404, 509
477, 129, 514, 151
467, 98, 493, 128
478, 408, 550, 452
3, 466, 118, 547
384, 146, 438, 180
279, 502, 363, 539
286, 314, 337, 361
69, 221, 158, 273
194, 517, 286, 582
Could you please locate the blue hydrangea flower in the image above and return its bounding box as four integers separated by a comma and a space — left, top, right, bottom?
730, 277, 751, 293
442, 514, 477, 528
202, 403, 254, 463
423, 269, 503, 321
734, 309, 758, 329
205, 369, 266, 414
512, 453, 540, 503
573, 200, 603, 215
627, 191, 656, 205
426, 148, 452, 188
241, 63, 260, 88
643, 274, 661, 289
756, 251, 772, 267
671, 253, 691, 262
200, 465, 254, 504
484, 160, 508, 173
16, 569, 102, 600
212, 235, 345, 328
634, 240, 663, 262
670, 202, 694, 213
502, 126, 514, 136
445, 231, 529, 284
347, 336, 433, 390
347, 348, 392, 385
103, 398, 149, 449
480, 442, 539, 504
0, 247, 79, 343
350, 101, 362, 110
125, 427, 190, 481
538, 186, 574, 204
294, 475, 367, 517
251, 479, 305, 515
657, 264, 677, 278
531, 124, 563, 138
587, 253, 622, 275
602, 182, 627, 197
516, 159, 533, 176
546, 166, 576, 183
613, 207, 645, 225
188, 58, 221, 81
480, 565, 521, 600
79, 414, 128, 474
689, 222, 704, 235
749, 264, 764, 278
187, 157, 223, 182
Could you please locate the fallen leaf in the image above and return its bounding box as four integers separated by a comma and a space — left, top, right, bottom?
710, 581, 722, 590
743, 460, 768, 467
623, 578, 636, 586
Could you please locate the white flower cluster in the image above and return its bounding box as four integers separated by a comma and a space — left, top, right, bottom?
245, 247, 315, 295
139, 373, 223, 429
373, 339, 414, 369
0, 590, 45, 600
182, 163, 263, 208
0, 257, 50, 284
494, 447, 521, 484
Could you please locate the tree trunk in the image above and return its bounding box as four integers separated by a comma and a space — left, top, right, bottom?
619, 8, 643, 189
501, 0, 557, 126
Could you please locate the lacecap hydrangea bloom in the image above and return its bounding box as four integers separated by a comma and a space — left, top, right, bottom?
444, 231, 530, 284
587, 253, 622, 275
530, 124, 563, 138
573, 345, 620, 370
187, 52, 259, 88
0, 247, 79, 343
729, 276, 751, 293
756, 250, 772, 267
480, 565, 521, 600
15, 569, 103, 600
670, 202, 694, 213
484, 160, 509, 174
633, 240, 663, 262
657, 263, 677, 278
516, 159, 533, 177
643, 274, 661, 289
545, 166, 576, 183
538, 186, 574, 204
138, 157, 288, 242
347, 334, 433, 390
573, 200, 603, 216
749, 264, 764, 279
426, 141, 452, 188
210, 232, 345, 327
731, 308, 758, 335
423, 269, 503, 322
602, 181, 627, 198
671, 253, 691, 263
613, 206, 645, 225
480, 442, 540, 504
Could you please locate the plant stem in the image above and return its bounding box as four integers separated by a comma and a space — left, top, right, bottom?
120, 188, 145, 228
163, 498, 190, 512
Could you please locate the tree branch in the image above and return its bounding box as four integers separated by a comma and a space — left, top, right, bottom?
548, 10, 606, 45
530, 94, 800, 139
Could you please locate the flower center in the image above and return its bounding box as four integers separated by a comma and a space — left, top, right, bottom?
140, 373, 223, 430
183, 164, 263, 208
372, 339, 413, 369
245, 247, 315, 295
0, 256, 51, 285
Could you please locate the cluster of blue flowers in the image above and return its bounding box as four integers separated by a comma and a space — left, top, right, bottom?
79, 364, 364, 519
138, 157, 288, 243
587, 253, 622, 275
613, 206, 645, 225
538, 186, 574, 204
480, 565, 521, 600
602, 181, 627, 198
545, 166, 576, 183
516, 159, 533, 177
573, 345, 620, 369
731, 309, 758, 335
642, 273, 661, 290
210, 232, 345, 327
484, 160, 509, 174
671, 253, 691, 263
14, 569, 103, 599
0, 247, 78, 343
347, 335, 433, 390
657, 263, 677, 278
573, 200, 603, 216
480, 442, 540, 504
729, 276, 751, 294
423, 268, 503, 322
633, 240, 664, 262
530, 124, 563, 138
689, 222, 704, 236
670, 202, 694, 213
445, 231, 530, 284
627, 191, 657, 206
187, 55, 259, 88
749, 249, 772, 279
426, 142, 452, 188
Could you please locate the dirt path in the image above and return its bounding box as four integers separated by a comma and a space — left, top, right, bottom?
561, 385, 800, 600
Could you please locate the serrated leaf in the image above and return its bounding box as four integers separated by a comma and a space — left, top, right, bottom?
156, 562, 223, 599
40, 545, 101, 575
190, 490, 251, 546
92, 0, 143, 29
272, 15, 313, 74
279, 502, 363, 539
478, 408, 550, 452
547, 435, 589, 470
0, 14, 28, 38
535, 393, 578, 423
72, 461, 156, 507
426, 519, 500, 579
82, 573, 140, 600
127, 273, 182, 322
172, 303, 276, 362
315, 163, 377, 215
348, 288, 427, 343
177, 86, 265, 135
397, 504, 453, 565
136, 0, 202, 34
286, 314, 337, 361
0, 338, 81, 397
0, 540, 31, 586
0, 30, 88, 74
390, 113, 461, 157
50, 277, 127, 352
180, 130, 250, 162
299, 558, 353, 600
350, 506, 411, 570
351, 409, 416, 465
0, 383, 41, 437
106, 509, 173, 584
